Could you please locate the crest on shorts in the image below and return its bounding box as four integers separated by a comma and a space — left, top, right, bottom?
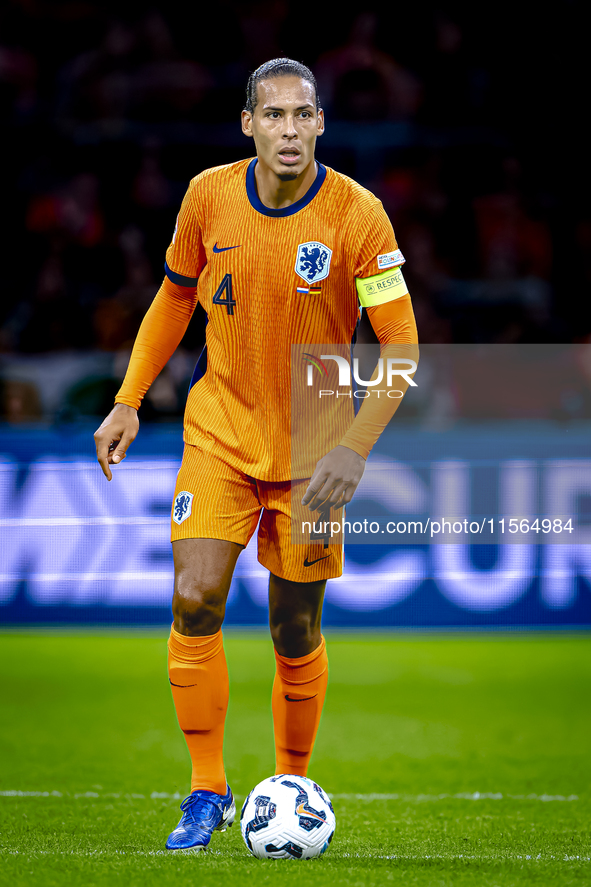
173, 490, 193, 525
295, 241, 332, 284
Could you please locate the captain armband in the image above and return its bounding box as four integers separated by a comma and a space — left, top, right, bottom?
355, 267, 409, 308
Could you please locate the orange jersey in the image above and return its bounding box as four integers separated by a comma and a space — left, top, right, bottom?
161, 157, 404, 480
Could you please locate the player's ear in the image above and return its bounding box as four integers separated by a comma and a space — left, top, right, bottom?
316, 109, 325, 137
241, 110, 254, 138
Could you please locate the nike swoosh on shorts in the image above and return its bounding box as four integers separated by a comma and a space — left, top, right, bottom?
303, 555, 331, 567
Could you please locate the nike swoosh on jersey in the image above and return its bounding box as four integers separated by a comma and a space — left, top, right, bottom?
303, 555, 331, 567
213, 242, 241, 253
285, 694, 318, 702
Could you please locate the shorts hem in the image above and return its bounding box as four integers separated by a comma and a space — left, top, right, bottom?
170, 530, 248, 547
258, 552, 343, 584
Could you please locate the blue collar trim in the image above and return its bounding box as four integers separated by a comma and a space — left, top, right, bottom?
245, 158, 326, 217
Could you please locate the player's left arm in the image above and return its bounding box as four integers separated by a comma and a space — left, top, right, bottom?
302, 271, 418, 511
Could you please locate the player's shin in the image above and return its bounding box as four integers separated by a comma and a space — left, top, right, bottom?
272, 636, 328, 776
167, 626, 229, 795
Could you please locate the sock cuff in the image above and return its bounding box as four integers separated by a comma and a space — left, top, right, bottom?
168, 625, 223, 664
274, 635, 327, 684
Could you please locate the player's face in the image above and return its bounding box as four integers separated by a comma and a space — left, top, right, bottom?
241, 76, 324, 181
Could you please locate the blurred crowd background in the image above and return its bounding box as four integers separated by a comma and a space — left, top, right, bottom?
1, 0, 590, 423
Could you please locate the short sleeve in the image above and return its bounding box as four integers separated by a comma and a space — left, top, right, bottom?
354, 200, 405, 280
164, 181, 206, 287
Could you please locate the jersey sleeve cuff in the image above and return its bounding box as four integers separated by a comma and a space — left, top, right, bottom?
164, 261, 199, 288
114, 395, 141, 411
337, 437, 371, 460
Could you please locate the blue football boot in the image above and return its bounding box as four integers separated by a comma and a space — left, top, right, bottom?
165, 786, 235, 851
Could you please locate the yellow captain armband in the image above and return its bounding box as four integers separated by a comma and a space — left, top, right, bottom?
355, 267, 409, 307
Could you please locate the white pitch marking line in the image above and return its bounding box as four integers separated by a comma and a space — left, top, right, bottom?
1, 849, 589, 862
0, 790, 581, 802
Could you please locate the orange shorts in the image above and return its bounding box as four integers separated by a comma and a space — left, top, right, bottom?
171, 444, 344, 583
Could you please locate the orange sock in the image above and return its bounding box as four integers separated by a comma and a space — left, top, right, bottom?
167, 626, 228, 795
272, 636, 328, 777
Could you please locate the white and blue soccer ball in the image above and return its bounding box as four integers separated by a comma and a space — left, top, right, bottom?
240, 774, 336, 860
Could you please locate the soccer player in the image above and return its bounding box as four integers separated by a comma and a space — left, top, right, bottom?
94, 58, 418, 851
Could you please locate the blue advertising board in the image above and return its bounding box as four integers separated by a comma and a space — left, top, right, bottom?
1, 422, 590, 628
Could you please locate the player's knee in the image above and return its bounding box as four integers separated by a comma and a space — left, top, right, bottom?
172, 575, 226, 635
172, 592, 225, 635
270, 611, 317, 658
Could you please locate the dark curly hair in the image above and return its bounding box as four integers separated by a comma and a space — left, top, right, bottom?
244, 58, 321, 114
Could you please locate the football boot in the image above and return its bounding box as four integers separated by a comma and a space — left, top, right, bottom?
165, 786, 235, 851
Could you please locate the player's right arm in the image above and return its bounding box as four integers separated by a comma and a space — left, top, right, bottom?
94, 181, 204, 480
94, 402, 139, 481
93, 277, 198, 479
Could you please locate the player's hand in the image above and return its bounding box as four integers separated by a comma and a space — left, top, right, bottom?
302, 445, 366, 511
94, 403, 139, 481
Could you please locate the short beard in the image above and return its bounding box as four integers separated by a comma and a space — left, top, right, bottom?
277, 172, 298, 182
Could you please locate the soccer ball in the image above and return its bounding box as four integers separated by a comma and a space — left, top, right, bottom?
240, 774, 336, 860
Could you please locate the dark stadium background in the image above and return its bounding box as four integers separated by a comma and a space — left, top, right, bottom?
1, 0, 590, 627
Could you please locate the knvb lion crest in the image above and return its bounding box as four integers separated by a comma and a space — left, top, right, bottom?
295, 241, 332, 284
172, 490, 193, 525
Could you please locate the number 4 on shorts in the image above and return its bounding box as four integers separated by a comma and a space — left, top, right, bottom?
212, 273, 236, 315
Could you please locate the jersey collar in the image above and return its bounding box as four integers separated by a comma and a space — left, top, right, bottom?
246, 158, 326, 217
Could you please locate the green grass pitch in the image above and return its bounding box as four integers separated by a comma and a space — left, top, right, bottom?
1, 630, 590, 886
